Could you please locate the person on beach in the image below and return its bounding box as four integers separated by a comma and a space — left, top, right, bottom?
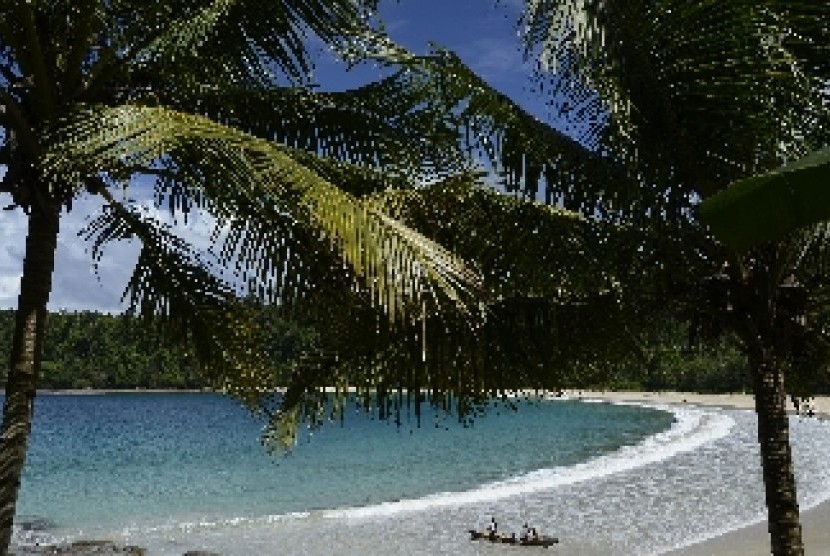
487, 517, 498, 537
520, 522, 530, 541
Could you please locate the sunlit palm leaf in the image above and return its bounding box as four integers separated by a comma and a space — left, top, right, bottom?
369, 173, 611, 299
41, 103, 483, 321
149, 78, 469, 190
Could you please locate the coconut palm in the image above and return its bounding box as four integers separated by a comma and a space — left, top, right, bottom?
0, 2, 500, 551
269, 171, 659, 437
505, 2, 830, 554
0, 1, 650, 551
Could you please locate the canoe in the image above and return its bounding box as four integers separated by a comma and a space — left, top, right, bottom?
468, 530, 559, 548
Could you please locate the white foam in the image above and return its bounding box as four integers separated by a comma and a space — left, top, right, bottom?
120, 510, 313, 537
656, 413, 830, 554
323, 404, 734, 520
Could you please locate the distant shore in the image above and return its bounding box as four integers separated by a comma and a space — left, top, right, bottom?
564, 389, 830, 420
37, 388, 215, 395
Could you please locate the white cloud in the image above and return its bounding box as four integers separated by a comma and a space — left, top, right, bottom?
0, 198, 28, 310
0, 274, 20, 302
0, 192, 229, 314
0, 193, 137, 313
464, 36, 534, 82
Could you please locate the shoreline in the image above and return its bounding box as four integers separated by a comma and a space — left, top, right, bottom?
20, 388, 830, 554
571, 390, 830, 555
568, 389, 830, 419
36, 388, 215, 395
31, 386, 830, 421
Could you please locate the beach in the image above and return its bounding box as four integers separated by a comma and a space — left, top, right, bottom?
11, 390, 830, 555
573, 391, 830, 556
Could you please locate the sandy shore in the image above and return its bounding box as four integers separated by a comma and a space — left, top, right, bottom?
569, 390, 830, 419
25, 388, 830, 554
570, 390, 830, 556
37, 388, 213, 395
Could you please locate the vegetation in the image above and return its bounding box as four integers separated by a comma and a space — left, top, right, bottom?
0, 308, 316, 390
506, 3, 830, 554
0, 305, 772, 394
1, 2, 828, 556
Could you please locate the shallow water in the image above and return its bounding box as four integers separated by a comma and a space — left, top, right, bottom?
10, 394, 830, 555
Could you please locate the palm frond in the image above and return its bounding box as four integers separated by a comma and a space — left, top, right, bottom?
139, 35, 638, 221
369, 173, 607, 300
147, 76, 469, 184
78, 187, 277, 401
261, 172, 678, 451
130, 0, 386, 87
520, 1, 830, 198
41, 103, 483, 321
342, 45, 641, 219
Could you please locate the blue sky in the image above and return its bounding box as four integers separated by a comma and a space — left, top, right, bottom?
0, 0, 580, 313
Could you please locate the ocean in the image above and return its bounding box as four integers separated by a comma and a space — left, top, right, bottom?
9, 393, 830, 555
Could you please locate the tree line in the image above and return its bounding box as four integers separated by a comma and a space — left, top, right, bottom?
5, 306, 825, 395
0, 308, 317, 390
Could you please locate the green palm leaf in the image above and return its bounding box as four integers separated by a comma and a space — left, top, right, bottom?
83, 0, 387, 91
41, 103, 482, 321
699, 146, 830, 251
520, 1, 830, 198
149, 78, 469, 190
347, 44, 638, 215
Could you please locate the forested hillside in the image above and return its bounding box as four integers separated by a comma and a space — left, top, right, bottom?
0, 308, 824, 394
0, 309, 317, 389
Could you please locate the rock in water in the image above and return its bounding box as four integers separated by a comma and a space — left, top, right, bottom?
12, 539, 146, 555
14, 516, 57, 532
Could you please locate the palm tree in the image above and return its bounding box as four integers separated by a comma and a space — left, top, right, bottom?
269, 172, 653, 436
0, 2, 493, 551
8, 3, 822, 555
507, 2, 830, 554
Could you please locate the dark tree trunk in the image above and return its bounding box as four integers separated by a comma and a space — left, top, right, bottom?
750, 343, 804, 556
0, 199, 60, 554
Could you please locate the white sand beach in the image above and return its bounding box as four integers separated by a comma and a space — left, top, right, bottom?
23, 388, 830, 555
573, 391, 830, 556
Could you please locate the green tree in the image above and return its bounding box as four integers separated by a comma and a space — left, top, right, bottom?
506, 3, 830, 554
0, 2, 490, 552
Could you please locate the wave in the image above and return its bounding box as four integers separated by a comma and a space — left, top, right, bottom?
112, 404, 734, 534
15, 402, 735, 552
323, 404, 734, 519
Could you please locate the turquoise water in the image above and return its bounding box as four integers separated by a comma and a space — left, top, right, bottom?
18, 394, 672, 528
14, 393, 671, 541
12, 393, 830, 555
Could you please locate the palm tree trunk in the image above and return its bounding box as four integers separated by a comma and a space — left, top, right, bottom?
750, 344, 804, 556
0, 199, 60, 554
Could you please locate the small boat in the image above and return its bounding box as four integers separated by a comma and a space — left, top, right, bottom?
468, 530, 559, 548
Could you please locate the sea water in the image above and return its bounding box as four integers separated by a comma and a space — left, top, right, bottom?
9, 393, 830, 555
